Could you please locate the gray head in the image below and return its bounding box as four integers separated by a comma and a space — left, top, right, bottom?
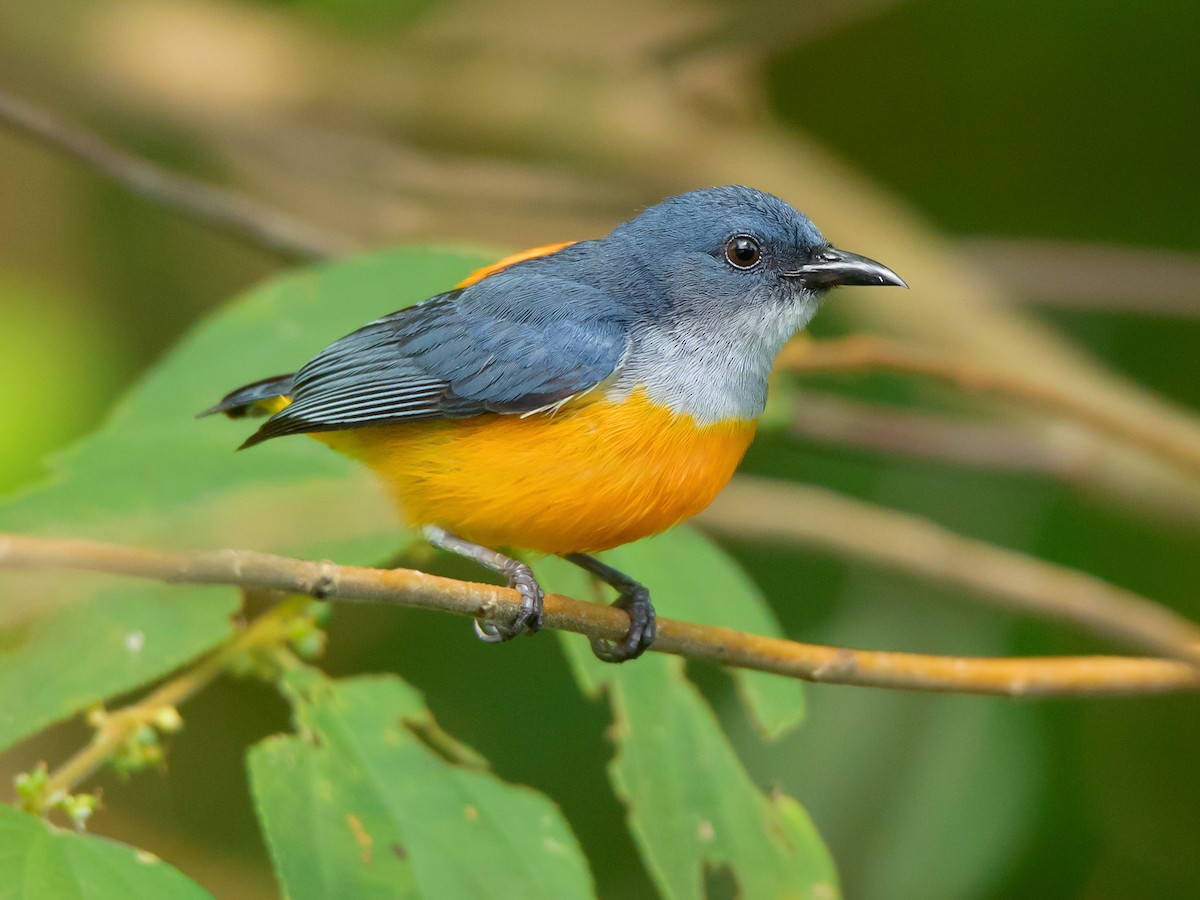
598, 186, 906, 421
607, 185, 904, 313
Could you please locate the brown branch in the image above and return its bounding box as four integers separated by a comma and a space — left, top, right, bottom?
699, 476, 1200, 668
778, 336, 1200, 481
785, 387, 1093, 479
1, 532, 1196, 698
0, 89, 357, 261
960, 237, 1200, 319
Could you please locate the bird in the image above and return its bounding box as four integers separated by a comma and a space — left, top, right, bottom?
201, 186, 905, 662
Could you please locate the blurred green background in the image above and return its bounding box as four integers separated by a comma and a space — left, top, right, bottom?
1, 1, 1198, 897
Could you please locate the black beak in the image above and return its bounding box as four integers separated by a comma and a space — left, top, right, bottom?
785, 246, 907, 290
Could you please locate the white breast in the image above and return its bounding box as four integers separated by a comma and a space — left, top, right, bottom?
608, 297, 819, 424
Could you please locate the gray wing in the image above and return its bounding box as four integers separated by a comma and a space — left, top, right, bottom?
243, 272, 630, 446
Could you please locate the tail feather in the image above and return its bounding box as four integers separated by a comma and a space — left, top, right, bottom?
198, 373, 296, 420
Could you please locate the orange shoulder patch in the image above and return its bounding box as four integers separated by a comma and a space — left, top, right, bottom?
456, 241, 576, 289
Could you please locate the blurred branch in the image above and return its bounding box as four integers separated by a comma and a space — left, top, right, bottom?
367, 26, 1200, 526
1, 532, 1197, 698
786, 387, 1094, 478
657, 0, 912, 66
41, 0, 1200, 527
779, 336, 1200, 481
960, 237, 1200, 319
700, 476, 1200, 668
0, 89, 357, 260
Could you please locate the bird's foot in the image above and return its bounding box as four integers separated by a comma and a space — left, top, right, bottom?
589, 584, 656, 662
474, 562, 544, 642
422, 525, 544, 647
563, 553, 657, 663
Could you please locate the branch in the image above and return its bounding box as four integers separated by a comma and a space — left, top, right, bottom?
779, 336, 1200, 481
25, 597, 310, 813
781, 392, 1200, 525
785, 387, 1091, 479
0, 89, 357, 261
699, 476, 1200, 669
960, 237, 1200, 319
1, 532, 1196, 698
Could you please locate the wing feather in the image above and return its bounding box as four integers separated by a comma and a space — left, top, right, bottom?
244, 273, 629, 446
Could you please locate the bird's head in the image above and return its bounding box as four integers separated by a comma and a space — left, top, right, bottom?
609, 185, 905, 331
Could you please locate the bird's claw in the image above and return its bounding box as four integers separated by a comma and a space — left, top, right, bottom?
474, 563, 544, 643
590, 586, 656, 663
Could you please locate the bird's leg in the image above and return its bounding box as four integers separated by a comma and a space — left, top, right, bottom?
563, 553, 656, 663
422, 525, 543, 643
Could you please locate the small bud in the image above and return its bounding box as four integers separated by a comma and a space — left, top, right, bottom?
62, 793, 97, 831
110, 725, 165, 775
152, 706, 184, 733
292, 629, 326, 660
306, 601, 333, 625
133, 725, 159, 747
14, 764, 48, 804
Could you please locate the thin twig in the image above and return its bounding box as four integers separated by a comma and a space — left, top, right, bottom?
778, 336, 1200, 481
699, 476, 1200, 668
960, 237, 1200, 319
30, 598, 308, 811
0, 89, 357, 260
785, 387, 1094, 479
1, 532, 1196, 698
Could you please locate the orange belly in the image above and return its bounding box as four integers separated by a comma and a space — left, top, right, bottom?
313, 390, 756, 554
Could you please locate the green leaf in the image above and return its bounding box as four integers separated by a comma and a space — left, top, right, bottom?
0, 249, 492, 750
610, 528, 805, 739
542, 534, 836, 900
0, 585, 235, 750
739, 574, 1042, 900
0, 803, 211, 899
0, 249, 487, 549
248, 667, 595, 900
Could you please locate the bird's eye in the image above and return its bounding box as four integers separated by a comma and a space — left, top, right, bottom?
724, 235, 761, 269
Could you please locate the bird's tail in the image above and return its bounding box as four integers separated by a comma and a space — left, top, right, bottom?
197, 373, 296, 420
